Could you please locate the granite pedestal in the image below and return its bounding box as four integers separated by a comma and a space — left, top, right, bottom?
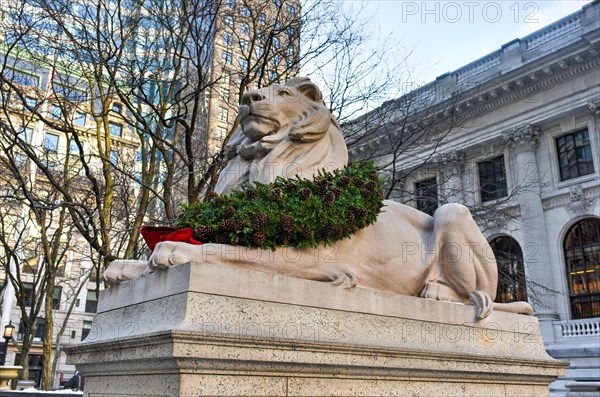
65, 262, 567, 396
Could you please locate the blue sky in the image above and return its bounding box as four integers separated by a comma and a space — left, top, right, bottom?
360, 0, 592, 84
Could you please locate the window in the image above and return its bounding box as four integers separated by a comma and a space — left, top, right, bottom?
6, 68, 40, 87
224, 15, 234, 28
17, 318, 46, 342
556, 129, 595, 181
564, 218, 600, 319
287, 26, 295, 37
478, 155, 507, 202
15, 154, 27, 166
274, 0, 282, 8
272, 36, 280, 48
73, 111, 86, 126
258, 12, 266, 24
287, 4, 296, 15
218, 107, 228, 122
240, 22, 250, 35
270, 70, 278, 82
240, 39, 249, 52
274, 20, 281, 30
52, 287, 62, 310
216, 126, 227, 141
44, 133, 59, 152
25, 96, 37, 109
85, 289, 98, 313
69, 140, 80, 154
81, 321, 93, 341
226, 0, 235, 9
271, 55, 280, 66
222, 50, 233, 64
256, 46, 264, 58
20, 127, 33, 143
223, 32, 233, 46
22, 250, 38, 274
50, 104, 62, 119
220, 86, 230, 102
21, 282, 35, 307
112, 103, 122, 114
242, 5, 251, 16
54, 83, 87, 101
110, 150, 119, 164
490, 236, 527, 303
109, 122, 122, 137
415, 177, 438, 216
0, 89, 9, 104
239, 57, 248, 70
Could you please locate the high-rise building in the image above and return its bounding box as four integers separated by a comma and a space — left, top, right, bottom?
0, 0, 300, 388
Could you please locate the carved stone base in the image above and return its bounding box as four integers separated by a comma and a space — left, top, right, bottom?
65, 263, 566, 396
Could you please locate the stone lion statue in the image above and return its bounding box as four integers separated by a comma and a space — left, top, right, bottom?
214, 76, 348, 194
104, 77, 533, 319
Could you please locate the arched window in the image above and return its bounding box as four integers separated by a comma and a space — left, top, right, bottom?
564, 218, 600, 319
490, 236, 527, 303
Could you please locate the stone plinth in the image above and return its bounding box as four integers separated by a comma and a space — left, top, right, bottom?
65, 263, 567, 397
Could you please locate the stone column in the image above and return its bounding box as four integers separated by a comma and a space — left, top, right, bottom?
438, 151, 465, 204
503, 125, 559, 339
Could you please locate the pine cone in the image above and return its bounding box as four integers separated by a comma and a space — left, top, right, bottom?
206, 191, 218, 200
365, 180, 377, 191
324, 191, 336, 205
355, 207, 368, 219
219, 219, 235, 232
332, 225, 344, 240
222, 206, 236, 219
280, 231, 292, 245
252, 231, 266, 246
253, 212, 268, 229
331, 187, 343, 199
234, 218, 247, 232
271, 187, 283, 200
298, 187, 312, 201
323, 223, 343, 239
193, 225, 214, 241
346, 212, 355, 224
352, 177, 364, 187
361, 188, 372, 198
280, 215, 294, 232
245, 189, 258, 200
338, 176, 350, 187
214, 232, 228, 244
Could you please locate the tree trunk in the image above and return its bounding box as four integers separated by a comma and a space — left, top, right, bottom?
41, 279, 55, 390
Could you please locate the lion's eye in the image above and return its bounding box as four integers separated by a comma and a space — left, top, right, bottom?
278, 87, 292, 96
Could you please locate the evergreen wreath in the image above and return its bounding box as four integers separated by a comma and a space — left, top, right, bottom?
175, 161, 385, 250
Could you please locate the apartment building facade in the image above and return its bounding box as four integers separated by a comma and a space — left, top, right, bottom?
0, 0, 300, 388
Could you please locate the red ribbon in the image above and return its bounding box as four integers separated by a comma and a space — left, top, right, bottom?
140, 226, 203, 252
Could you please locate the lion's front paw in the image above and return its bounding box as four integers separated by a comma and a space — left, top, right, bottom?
148, 241, 197, 270
103, 259, 152, 286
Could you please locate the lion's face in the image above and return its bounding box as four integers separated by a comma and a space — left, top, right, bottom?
238, 82, 322, 141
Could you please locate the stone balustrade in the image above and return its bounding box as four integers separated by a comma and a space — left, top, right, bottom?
557, 318, 600, 338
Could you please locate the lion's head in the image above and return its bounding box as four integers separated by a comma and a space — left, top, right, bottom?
215, 77, 348, 195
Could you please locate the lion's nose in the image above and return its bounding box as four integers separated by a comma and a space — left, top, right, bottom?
242, 90, 266, 105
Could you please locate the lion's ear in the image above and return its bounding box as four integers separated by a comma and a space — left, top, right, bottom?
295, 80, 323, 102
